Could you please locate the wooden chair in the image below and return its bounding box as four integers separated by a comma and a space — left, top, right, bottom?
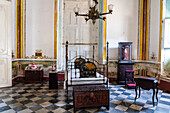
125, 70, 136, 88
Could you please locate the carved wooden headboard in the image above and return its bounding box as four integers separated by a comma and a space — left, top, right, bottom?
74, 58, 86, 69
79, 61, 96, 78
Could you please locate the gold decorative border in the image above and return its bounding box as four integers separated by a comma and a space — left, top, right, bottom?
103, 0, 107, 60
146, 0, 150, 60
140, 0, 144, 60
16, 0, 18, 58
21, 0, 23, 58
54, 0, 57, 59
159, 0, 163, 62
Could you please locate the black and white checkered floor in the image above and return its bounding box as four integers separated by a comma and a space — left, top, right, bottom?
0, 82, 170, 113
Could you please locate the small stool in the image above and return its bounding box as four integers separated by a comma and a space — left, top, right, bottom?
125, 70, 136, 88
49, 71, 58, 89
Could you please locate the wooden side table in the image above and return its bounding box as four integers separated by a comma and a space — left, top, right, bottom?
135, 77, 158, 106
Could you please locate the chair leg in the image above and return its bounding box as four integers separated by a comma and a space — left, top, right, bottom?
153, 88, 155, 106
139, 87, 141, 98
135, 86, 138, 101
156, 87, 159, 102
125, 78, 127, 88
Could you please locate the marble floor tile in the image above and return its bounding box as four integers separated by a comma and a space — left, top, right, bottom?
0, 82, 170, 113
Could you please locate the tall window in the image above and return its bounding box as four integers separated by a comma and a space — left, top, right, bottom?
164, 0, 170, 72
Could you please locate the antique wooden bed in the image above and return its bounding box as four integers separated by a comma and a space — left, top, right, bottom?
65, 41, 109, 89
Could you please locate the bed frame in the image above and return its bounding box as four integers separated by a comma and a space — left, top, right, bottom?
65, 41, 109, 89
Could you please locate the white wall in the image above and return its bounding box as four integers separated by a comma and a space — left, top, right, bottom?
16, 0, 161, 60
107, 0, 138, 60
12, 0, 16, 56
26, 0, 54, 58
150, 0, 160, 60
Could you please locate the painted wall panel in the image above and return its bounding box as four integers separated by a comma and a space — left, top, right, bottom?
26, 0, 54, 58
60, 0, 99, 69
0, 57, 11, 87
107, 0, 138, 60
0, 10, 7, 55
150, 0, 160, 60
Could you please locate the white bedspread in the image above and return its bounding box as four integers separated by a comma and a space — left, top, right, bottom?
65, 69, 107, 86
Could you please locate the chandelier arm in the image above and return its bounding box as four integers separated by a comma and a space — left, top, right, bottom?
85, 18, 89, 22
94, 0, 98, 5
99, 12, 112, 16
98, 17, 104, 20
76, 14, 88, 16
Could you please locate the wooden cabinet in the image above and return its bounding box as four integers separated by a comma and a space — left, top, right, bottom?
117, 42, 134, 84
25, 69, 43, 82
117, 62, 134, 84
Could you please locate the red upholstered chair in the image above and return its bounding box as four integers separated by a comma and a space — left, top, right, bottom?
125, 70, 136, 89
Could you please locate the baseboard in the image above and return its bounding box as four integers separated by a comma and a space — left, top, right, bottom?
12, 76, 64, 85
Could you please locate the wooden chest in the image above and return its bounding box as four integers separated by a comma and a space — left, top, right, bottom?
25, 69, 43, 82
73, 85, 109, 112
57, 72, 65, 81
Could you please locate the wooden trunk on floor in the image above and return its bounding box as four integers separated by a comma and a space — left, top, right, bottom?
25, 69, 43, 82
159, 79, 170, 92
73, 85, 109, 112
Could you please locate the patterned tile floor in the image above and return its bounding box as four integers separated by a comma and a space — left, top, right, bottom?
0, 82, 170, 113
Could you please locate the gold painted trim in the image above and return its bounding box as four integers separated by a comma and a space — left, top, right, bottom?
24, 0, 26, 58
16, 0, 18, 58
21, 0, 23, 58
54, 0, 57, 59
137, 0, 141, 60
159, 0, 163, 62
146, 0, 149, 60
103, 0, 107, 60
140, 0, 144, 60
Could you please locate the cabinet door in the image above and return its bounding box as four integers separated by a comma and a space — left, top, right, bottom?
0, 1, 12, 88
118, 65, 125, 81
118, 64, 133, 82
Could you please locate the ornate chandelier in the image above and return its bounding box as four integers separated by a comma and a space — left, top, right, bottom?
73, 0, 113, 24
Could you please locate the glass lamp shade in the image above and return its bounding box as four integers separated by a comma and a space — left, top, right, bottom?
73, 7, 79, 13
108, 4, 114, 11
89, 0, 95, 8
